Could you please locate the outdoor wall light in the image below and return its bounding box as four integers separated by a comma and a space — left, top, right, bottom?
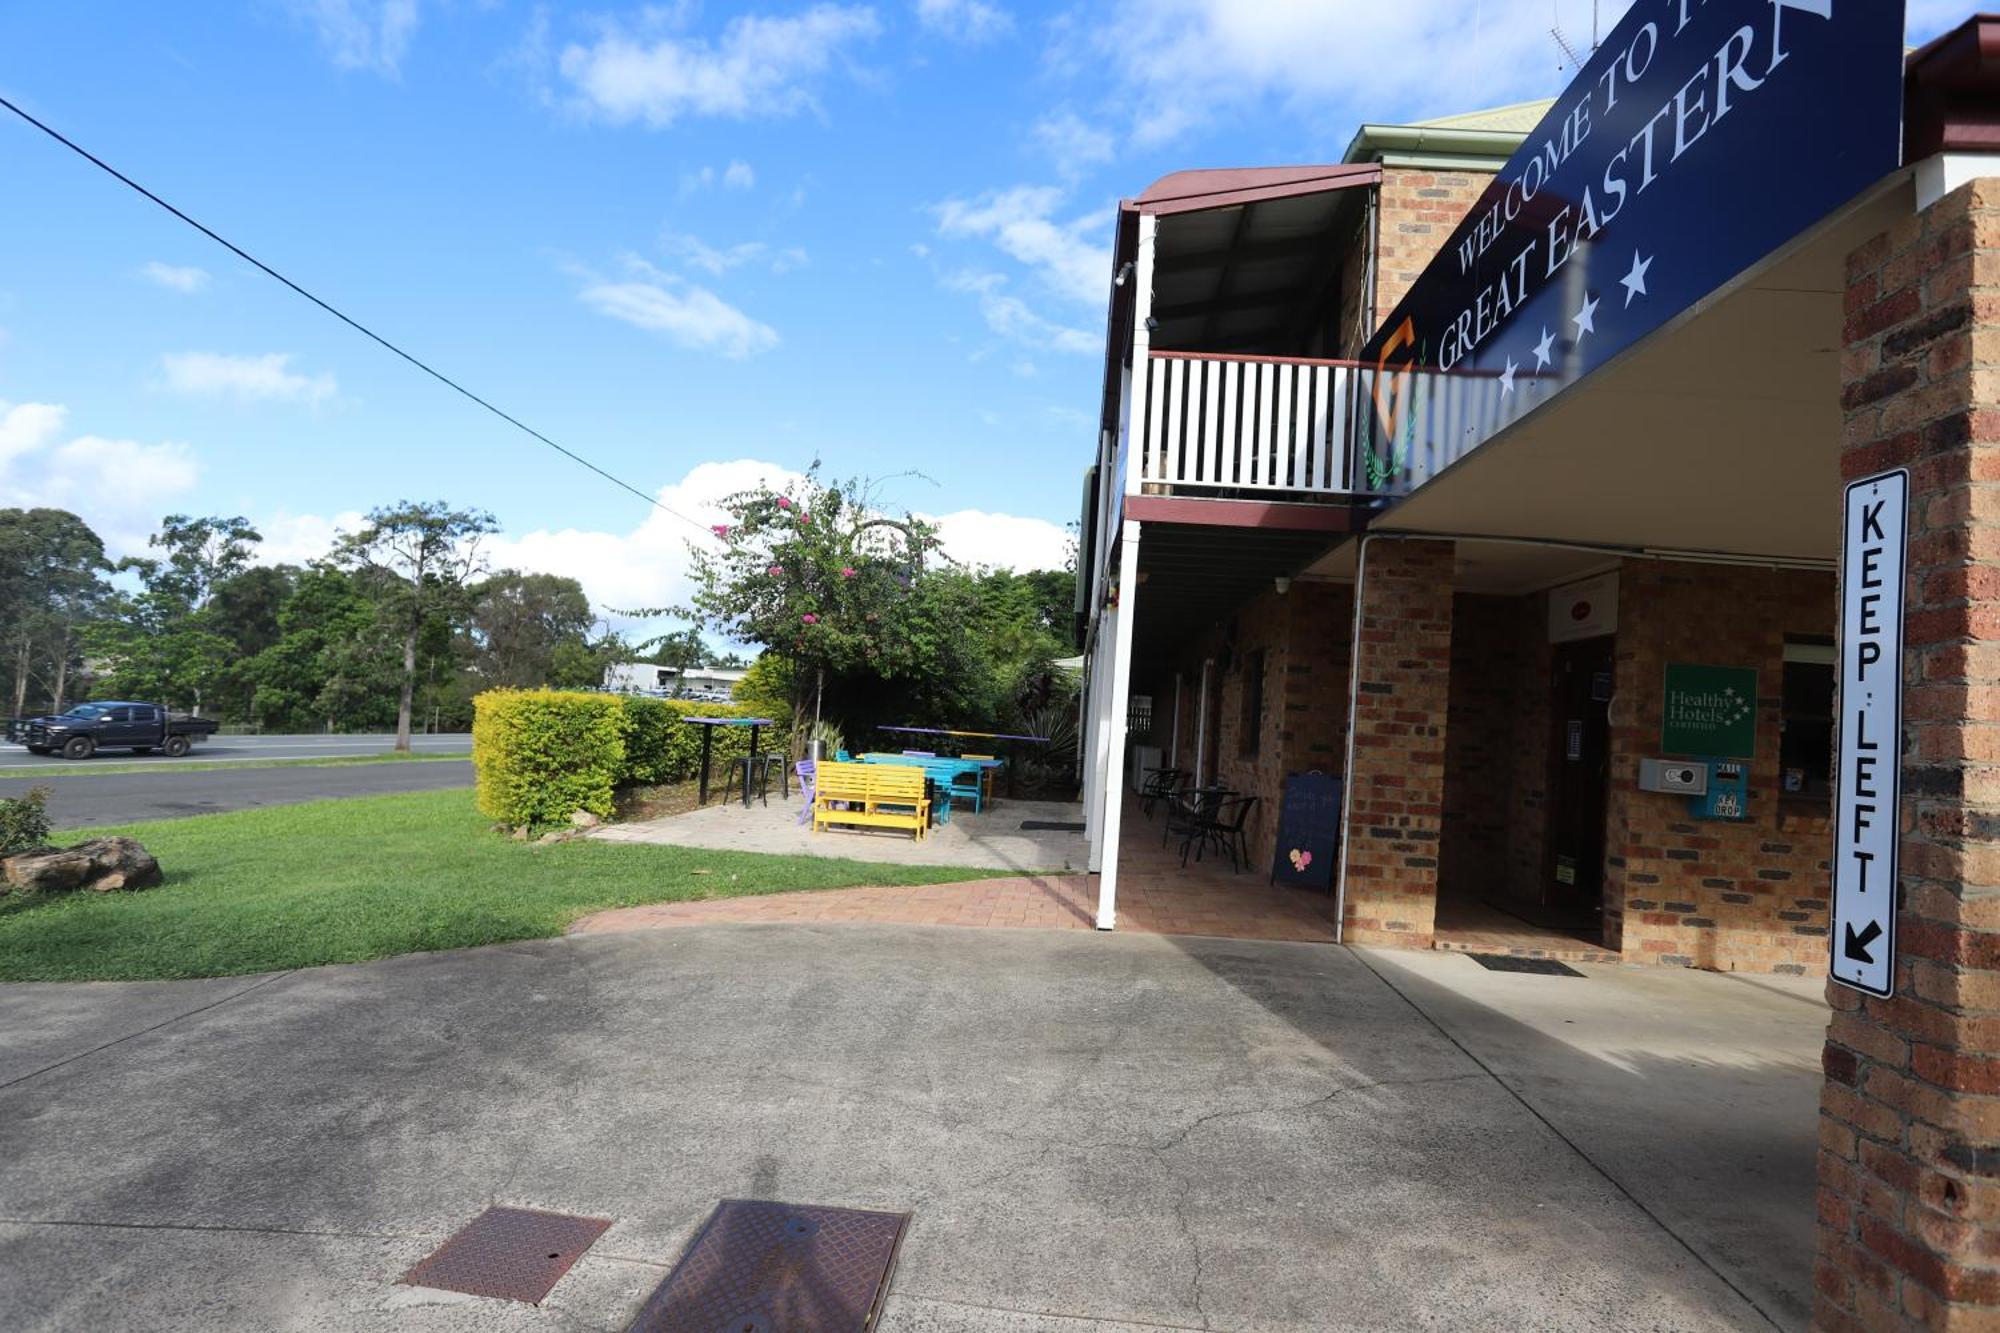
1274, 577, 1292, 595
1113, 261, 1135, 287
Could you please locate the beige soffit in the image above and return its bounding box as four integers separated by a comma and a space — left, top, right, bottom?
1343, 97, 1555, 168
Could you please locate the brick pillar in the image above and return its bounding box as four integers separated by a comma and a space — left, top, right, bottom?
1341, 538, 1454, 947
1816, 178, 2000, 1331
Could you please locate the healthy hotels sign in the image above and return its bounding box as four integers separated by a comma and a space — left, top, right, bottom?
1358, 0, 1906, 493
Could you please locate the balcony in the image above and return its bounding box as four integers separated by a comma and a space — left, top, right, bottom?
1137, 351, 1358, 497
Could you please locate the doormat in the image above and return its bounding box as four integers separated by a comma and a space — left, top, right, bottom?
629, 1200, 908, 1332
1020, 820, 1085, 832
400, 1205, 613, 1304
1468, 953, 1586, 977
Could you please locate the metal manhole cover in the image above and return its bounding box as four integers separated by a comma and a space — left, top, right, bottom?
400, 1205, 614, 1304
1468, 953, 1586, 977
628, 1200, 909, 1332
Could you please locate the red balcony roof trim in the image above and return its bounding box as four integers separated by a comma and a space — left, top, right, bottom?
1121, 163, 1383, 218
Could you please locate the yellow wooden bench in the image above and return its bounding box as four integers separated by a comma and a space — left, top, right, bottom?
812, 761, 930, 841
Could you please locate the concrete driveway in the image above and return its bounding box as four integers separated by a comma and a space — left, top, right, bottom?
0, 927, 1823, 1331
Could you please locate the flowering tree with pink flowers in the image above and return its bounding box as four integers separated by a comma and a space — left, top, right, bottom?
681, 467, 942, 748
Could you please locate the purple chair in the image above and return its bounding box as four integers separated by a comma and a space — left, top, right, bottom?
795, 759, 817, 825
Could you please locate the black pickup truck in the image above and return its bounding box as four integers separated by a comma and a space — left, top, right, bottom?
6, 702, 221, 760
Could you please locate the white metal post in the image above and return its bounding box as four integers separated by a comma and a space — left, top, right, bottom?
1082, 632, 1105, 853
1124, 214, 1158, 502
1095, 519, 1143, 930
1086, 629, 1116, 871
1194, 658, 1212, 785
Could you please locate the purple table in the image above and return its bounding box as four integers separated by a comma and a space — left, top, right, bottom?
878, 726, 1050, 798
683, 717, 777, 808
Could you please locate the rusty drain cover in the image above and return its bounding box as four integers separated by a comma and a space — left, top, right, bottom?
628, 1200, 909, 1332
400, 1205, 614, 1304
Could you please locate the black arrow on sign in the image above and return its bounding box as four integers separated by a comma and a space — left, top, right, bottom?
1845, 920, 1885, 964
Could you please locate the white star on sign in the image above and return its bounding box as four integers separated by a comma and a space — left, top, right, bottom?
1621, 250, 1653, 307
1573, 292, 1600, 339
1499, 357, 1518, 395
1532, 326, 1556, 371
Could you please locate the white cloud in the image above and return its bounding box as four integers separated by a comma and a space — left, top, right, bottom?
487, 460, 1068, 620
680, 159, 760, 195
0, 400, 67, 468
141, 262, 211, 294
255, 509, 369, 565
284, 0, 421, 76
1032, 111, 1114, 181
558, 5, 881, 128
660, 232, 809, 278
943, 271, 1097, 356
1079, 0, 1643, 145
663, 232, 768, 277
915, 0, 1011, 43
921, 506, 1069, 572
577, 265, 780, 358
934, 185, 1106, 306
159, 352, 337, 406
0, 399, 199, 553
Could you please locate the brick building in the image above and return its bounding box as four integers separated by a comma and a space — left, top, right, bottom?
1073, 13, 2000, 1327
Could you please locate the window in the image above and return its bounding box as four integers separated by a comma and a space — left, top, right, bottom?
1780, 638, 1835, 800
107, 707, 133, 723
1240, 650, 1266, 757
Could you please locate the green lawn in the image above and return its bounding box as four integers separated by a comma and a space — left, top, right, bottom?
0, 788, 993, 982
1, 751, 468, 780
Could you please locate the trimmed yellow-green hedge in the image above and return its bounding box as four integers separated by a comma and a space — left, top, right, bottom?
473, 690, 628, 828
473, 690, 784, 828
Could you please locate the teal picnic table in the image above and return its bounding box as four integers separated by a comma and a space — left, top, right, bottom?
878, 725, 1045, 797
858, 752, 993, 819
683, 716, 776, 808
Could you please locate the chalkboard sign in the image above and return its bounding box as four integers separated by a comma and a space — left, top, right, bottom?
1270, 771, 1341, 891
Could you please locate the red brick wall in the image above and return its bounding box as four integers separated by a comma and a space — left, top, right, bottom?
1373, 168, 1496, 328
1173, 581, 1355, 876
1602, 561, 1836, 973
1344, 538, 1454, 945
1816, 178, 2000, 1332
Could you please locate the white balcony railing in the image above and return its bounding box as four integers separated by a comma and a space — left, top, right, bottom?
1138, 351, 1357, 496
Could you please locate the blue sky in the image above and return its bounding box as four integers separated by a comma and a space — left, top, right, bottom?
0, 0, 1970, 617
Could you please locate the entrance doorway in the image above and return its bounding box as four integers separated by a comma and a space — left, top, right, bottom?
1546, 636, 1614, 928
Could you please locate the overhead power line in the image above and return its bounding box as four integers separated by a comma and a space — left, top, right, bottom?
0, 93, 717, 541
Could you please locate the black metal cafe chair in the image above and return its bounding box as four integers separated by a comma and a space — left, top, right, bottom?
1184, 795, 1259, 872
1163, 785, 1230, 850
1140, 767, 1188, 819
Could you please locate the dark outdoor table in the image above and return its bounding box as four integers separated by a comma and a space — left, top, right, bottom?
682, 716, 777, 808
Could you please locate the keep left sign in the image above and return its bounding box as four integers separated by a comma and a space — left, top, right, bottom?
1833, 469, 1908, 998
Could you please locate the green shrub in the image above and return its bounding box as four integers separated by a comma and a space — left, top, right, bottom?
622, 697, 780, 786
0, 786, 51, 854
473, 690, 627, 828
473, 691, 787, 827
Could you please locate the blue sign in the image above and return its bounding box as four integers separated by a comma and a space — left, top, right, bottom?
1357, 0, 1907, 495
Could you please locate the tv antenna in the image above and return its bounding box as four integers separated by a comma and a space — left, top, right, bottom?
1551, 0, 1601, 72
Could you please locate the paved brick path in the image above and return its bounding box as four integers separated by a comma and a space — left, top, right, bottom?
572, 862, 1343, 942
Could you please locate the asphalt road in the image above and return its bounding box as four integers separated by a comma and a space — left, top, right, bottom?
0, 759, 475, 828
0, 731, 469, 771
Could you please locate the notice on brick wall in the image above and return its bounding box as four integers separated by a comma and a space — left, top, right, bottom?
1661, 663, 1757, 759
1832, 469, 1907, 999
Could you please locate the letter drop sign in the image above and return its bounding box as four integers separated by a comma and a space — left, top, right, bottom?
1832, 469, 1908, 998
